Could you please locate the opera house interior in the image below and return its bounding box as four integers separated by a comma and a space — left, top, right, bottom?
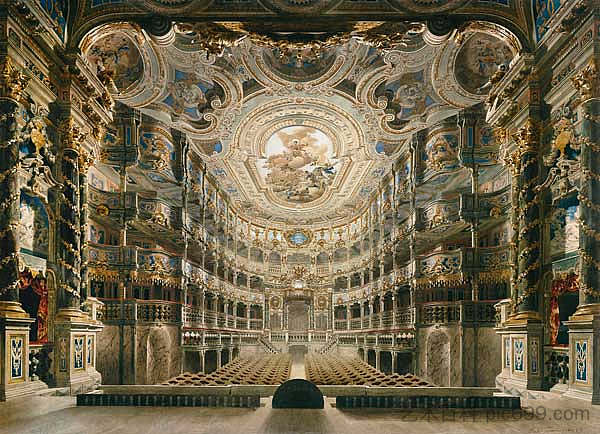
1, 1, 600, 433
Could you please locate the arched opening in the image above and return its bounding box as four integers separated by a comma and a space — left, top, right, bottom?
380, 351, 393, 374
221, 349, 230, 367
204, 350, 218, 374
367, 349, 376, 368
396, 352, 413, 375
184, 351, 202, 373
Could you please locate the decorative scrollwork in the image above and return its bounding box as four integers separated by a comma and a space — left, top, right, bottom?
0, 57, 30, 101
175, 21, 424, 61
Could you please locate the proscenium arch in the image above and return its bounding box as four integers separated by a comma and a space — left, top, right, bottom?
68, 1, 532, 54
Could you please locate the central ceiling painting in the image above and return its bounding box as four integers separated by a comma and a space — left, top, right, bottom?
258, 126, 340, 205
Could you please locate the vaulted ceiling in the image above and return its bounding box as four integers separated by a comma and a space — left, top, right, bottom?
77, 0, 528, 228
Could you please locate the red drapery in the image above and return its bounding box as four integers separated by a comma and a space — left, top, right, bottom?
18, 269, 48, 343
549, 273, 579, 346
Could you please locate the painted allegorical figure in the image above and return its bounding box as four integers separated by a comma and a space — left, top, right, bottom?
87, 33, 143, 91
261, 126, 338, 204
534, 0, 563, 41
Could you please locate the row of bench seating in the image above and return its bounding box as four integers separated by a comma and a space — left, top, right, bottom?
305, 353, 433, 387
163, 354, 291, 386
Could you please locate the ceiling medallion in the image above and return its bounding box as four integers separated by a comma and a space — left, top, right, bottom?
174, 21, 425, 60
286, 229, 312, 247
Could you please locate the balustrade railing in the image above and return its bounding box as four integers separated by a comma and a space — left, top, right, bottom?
334, 319, 347, 331
183, 306, 203, 327
249, 319, 263, 330
227, 317, 235, 328
395, 307, 414, 326
420, 302, 460, 325
288, 333, 308, 343
204, 334, 220, 346
270, 332, 286, 342
100, 299, 181, 324
350, 318, 361, 330
382, 311, 393, 327
460, 301, 497, 323
137, 301, 181, 323
204, 311, 217, 327
338, 335, 358, 345
182, 330, 203, 346
311, 332, 327, 342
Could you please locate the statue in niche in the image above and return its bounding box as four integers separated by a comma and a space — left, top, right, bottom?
18, 269, 49, 343
537, 107, 580, 196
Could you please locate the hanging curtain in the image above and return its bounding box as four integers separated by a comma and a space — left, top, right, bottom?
549, 273, 579, 346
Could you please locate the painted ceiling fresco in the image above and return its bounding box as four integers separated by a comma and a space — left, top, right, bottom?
82, 21, 517, 228
258, 126, 340, 205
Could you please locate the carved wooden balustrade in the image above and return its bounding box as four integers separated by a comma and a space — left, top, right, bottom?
100, 299, 182, 324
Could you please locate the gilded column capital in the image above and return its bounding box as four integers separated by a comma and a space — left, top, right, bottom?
502, 149, 521, 177
78, 148, 96, 176
59, 118, 87, 152
514, 119, 540, 154
572, 59, 600, 102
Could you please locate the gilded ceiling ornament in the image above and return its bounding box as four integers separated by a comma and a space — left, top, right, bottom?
175, 21, 424, 61
571, 59, 600, 101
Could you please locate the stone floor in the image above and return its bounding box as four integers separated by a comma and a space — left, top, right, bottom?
1, 394, 599, 434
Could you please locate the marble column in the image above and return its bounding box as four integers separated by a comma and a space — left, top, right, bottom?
51, 54, 104, 391
0, 60, 43, 400
513, 120, 543, 319
0, 95, 24, 307
360, 302, 364, 329
565, 59, 600, 404
496, 118, 544, 392
392, 294, 397, 328
346, 305, 350, 331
